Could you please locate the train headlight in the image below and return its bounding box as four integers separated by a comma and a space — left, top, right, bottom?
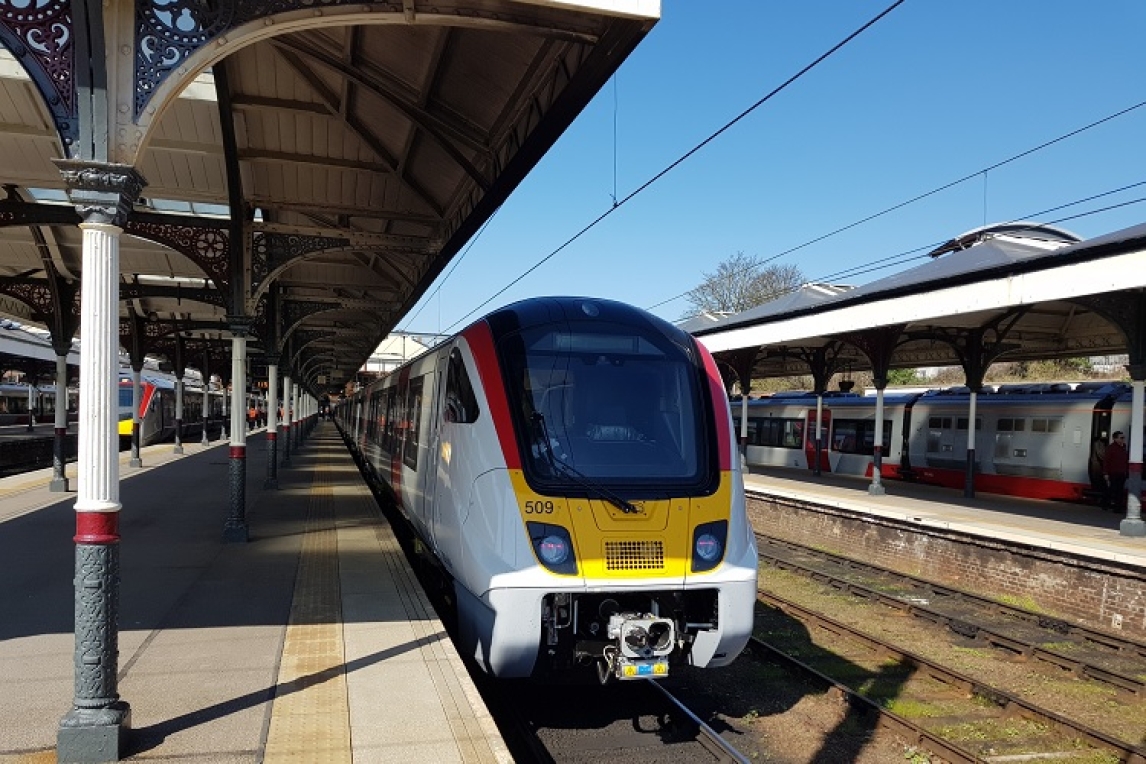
691, 520, 727, 572
538, 535, 569, 566
527, 522, 577, 575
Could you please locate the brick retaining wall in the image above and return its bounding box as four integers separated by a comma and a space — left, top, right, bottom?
747, 492, 1146, 641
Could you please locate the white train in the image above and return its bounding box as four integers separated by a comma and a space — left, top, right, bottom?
118, 368, 225, 446
733, 382, 1134, 502
337, 297, 759, 682
0, 383, 78, 427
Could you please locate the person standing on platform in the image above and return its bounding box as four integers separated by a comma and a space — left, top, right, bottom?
1103, 431, 1129, 512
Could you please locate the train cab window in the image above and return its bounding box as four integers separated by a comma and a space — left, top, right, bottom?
444, 348, 480, 424
497, 320, 707, 492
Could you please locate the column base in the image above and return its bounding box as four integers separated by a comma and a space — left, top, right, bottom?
263, 477, 279, 489
50, 477, 69, 492
128, 458, 142, 468
58, 702, 131, 763
223, 523, 249, 543
867, 482, 886, 496
1120, 517, 1146, 537
173, 445, 183, 455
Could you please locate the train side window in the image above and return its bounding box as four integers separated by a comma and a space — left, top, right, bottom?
1048, 419, 1062, 433
1032, 418, 1046, 433
1013, 418, 1026, 432
444, 348, 480, 424
403, 375, 425, 470
998, 418, 1013, 432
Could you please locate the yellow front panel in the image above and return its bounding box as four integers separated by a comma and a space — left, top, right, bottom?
509, 470, 736, 579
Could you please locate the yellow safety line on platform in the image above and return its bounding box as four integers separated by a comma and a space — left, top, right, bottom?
264, 451, 353, 763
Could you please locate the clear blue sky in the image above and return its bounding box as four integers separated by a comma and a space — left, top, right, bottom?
399, 0, 1146, 337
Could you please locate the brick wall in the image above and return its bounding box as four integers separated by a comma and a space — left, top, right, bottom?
747, 493, 1146, 640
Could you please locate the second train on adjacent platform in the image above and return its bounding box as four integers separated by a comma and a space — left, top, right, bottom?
733, 382, 1134, 502
336, 297, 758, 682
118, 369, 225, 446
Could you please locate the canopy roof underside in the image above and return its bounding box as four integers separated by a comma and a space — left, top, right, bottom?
0, 0, 657, 391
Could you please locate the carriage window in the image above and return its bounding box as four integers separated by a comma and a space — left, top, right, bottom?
955, 418, 981, 430
998, 418, 1013, 432
832, 418, 892, 455
1032, 418, 1046, 433
444, 348, 480, 424
403, 375, 425, 470
748, 417, 803, 449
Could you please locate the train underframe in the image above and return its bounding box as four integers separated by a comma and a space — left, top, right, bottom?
538, 588, 720, 682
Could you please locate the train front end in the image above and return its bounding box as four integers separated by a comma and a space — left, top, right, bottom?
463, 297, 757, 682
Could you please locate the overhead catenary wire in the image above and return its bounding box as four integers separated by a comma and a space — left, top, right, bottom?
437, 0, 909, 334
645, 100, 1146, 313
672, 182, 1146, 325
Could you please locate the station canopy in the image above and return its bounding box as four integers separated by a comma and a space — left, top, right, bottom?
0, 1, 658, 392
693, 222, 1146, 382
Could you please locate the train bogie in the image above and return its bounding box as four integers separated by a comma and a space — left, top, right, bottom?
337, 297, 759, 682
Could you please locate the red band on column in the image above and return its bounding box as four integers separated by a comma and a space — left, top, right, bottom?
75, 512, 119, 544
267, 432, 277, 441
230, 446, 246, 459
55, 427, 67, 436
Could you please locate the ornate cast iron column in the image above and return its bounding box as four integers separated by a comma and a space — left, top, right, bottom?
1122, 363, 1146, 538
281, 374, 292, 466
53, 160, 146, 763
50, 344, 70, 492
842, 325, 906, 497
265, 358, 279, 489
173, 372, 184, 454
200, 346, 211, 446
224, 320, 250, 542
129, 362, 142, 468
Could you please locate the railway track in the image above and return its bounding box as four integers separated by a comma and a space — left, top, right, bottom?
483, 675, 751, 763
755, 532, 1146, 695
753, 532, 1146, 762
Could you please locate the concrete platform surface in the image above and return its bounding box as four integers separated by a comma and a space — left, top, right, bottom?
0, 422, 510, 763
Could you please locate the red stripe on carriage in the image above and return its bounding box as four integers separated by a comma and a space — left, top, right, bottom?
462, 323, 521, 469
698, 342, 731, 471
75, 512, 119, 544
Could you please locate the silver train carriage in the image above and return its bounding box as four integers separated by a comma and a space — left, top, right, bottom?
118, 370, 225, 446
337, 297, 759, 682
731, 382, 1133, 502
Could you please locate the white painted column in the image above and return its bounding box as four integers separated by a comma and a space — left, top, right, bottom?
173, 374, 184, 454
265, 362, 279, 488
76, 223, 122, 517
1121, 378, 1146, 536
964, 391, 978, 498
50, 353, 69, 492
869, 388, 886, 495
129, 366, 142, 467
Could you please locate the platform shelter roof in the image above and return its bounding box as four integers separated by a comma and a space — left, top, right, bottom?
693, 221, 1146, 381
0, 0, 659, 393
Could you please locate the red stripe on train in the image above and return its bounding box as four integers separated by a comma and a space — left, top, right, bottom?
462, 323, 521, 469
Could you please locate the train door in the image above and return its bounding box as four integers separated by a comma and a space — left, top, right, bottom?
804, 408, 831, 472
1087, 407, 1113, 489
422, 349, 450, 542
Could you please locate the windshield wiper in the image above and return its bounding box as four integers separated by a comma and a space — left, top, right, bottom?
531, 412, 640, 514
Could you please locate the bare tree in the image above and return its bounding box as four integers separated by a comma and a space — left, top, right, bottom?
684, 252, 804, 318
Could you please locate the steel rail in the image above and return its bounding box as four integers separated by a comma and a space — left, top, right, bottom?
758, 589, 1146, 763
645, 679, 752, 764
755, 532, 1146, 695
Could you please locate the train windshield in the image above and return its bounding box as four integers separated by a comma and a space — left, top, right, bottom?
499, 321, 709, 493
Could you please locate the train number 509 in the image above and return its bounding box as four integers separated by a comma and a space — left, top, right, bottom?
524, 500, 555, 514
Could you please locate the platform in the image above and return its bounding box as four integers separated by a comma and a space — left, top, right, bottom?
743, 467, 1146, 569
0, 422, 510, 762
